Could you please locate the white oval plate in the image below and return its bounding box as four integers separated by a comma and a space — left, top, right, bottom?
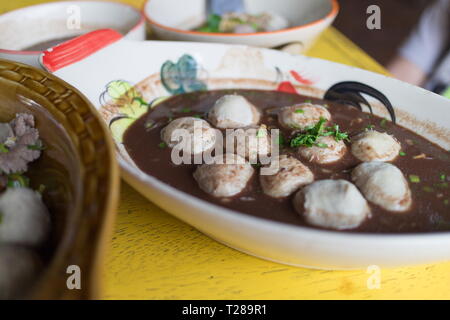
40, 30, 450, 270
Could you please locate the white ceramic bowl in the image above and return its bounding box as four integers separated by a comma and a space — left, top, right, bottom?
39, 30, 450, 270
143, 0, 339, 50
0, 1, 145, 68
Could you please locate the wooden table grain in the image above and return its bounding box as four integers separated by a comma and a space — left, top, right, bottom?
4, 0, 450, 300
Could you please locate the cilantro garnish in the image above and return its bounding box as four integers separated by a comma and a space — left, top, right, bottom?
290, 118, 349, 148
256, 126, 267, 138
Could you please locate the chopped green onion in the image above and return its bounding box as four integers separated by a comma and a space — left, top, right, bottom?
409, 175, 421, 183
440, 174, 446, 181
444, 199, 449, 206
158, 142, 167, 149
304, 99, 312, 103
365, 124, 375, 131
315, 143, 328, 148
422, 186, 434, 193
196, 14, 222, 33
180, 107, 191, 113
399, 151, 406, 156
434, 182, 449, 189
7, 174, 30, 188
0, 143, 8, 153
193, 114, 203, 119
27, 140, 45, 151
294, 109, 304, 114
380, 118, 388, 127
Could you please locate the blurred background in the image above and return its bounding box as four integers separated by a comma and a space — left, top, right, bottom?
334, 0, 429, 66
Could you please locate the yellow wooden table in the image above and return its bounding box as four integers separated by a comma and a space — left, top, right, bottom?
3, 0, 450, 300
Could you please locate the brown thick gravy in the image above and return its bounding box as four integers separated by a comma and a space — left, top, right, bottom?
123, 90, 450, 233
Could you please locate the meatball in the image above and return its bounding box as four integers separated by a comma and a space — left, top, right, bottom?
351, 130, 401, 162
0, 188, 50, 247
278, 103, 331, 131
0, 245, 41, 299
352, 162, 412, 212
193, 154, 254, 197
207, 95, 260, 129
161, 117, 218, 156
229, 125, 271, 162
298, 136, 347, 164
260, 155, 314, 198
293, 180, 371, 230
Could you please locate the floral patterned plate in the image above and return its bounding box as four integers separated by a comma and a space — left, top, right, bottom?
40, 29, 450, 269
